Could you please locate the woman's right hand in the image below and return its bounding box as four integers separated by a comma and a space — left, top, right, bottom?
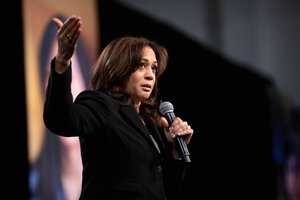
52, 15, 82, 73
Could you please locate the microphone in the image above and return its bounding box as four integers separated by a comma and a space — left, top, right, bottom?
159, 101, 191, 163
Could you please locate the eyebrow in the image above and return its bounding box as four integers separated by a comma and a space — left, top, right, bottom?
141, 58, 157, 65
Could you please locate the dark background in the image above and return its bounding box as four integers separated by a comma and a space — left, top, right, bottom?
10, 0, 277, 199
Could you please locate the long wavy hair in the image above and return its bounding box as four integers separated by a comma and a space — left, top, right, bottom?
91, 36, 168, 125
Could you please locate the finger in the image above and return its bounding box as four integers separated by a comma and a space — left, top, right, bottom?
57, 16, 81, 44
161, 117, 175, 142
68, 20, 82, 44
55, 16, 77, 36
174, 122, 192, 136
184, 128, 194, 144
160, 117, 169, 130
172, 120, 187, 133
170, 117, 181, 129
177, 125, 193, 136
52, 17, 63, 29
183, 122, 189, 130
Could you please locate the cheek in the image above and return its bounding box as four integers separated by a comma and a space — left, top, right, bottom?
129, 73, 143, 84
125, 77, 139, 92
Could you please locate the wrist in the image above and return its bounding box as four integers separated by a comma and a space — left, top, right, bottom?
55, 57, 70, 74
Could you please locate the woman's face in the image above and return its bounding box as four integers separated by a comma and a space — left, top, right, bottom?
124, 46, 157, 104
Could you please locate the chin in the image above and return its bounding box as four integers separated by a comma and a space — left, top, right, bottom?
139, 94, 150, 101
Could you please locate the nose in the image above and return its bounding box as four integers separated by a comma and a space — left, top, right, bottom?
145, 67, 155, 80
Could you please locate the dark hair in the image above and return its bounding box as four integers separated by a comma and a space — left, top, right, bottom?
91, 36, 168, 125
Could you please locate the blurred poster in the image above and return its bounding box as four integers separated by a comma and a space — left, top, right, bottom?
22, 0, 99, 199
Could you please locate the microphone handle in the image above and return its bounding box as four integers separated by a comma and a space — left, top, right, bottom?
165, 112, 191, 163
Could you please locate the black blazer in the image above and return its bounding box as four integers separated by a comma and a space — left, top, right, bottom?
44, 64, 187, 200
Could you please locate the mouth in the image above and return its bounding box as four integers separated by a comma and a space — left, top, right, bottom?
141, 84, 152, 92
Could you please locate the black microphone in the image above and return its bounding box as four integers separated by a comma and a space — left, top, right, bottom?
159, 101, 191, 163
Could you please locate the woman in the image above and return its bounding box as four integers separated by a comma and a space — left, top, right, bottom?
44, 15, 194, 200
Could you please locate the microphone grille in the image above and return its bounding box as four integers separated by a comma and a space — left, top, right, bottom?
159, 101, 174, 115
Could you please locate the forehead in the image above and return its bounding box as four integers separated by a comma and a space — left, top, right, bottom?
141, 46, 156, 60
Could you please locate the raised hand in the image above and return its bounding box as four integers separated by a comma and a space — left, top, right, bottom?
52, 15, 82, 73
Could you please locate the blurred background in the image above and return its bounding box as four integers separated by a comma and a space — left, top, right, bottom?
9, 0, 300, 199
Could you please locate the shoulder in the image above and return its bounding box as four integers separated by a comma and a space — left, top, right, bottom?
74, 90, 119, 104
74, 90, 120, 109
75, 90, 112, 101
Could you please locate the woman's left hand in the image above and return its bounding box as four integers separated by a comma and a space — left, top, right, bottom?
161, 116, 194, 145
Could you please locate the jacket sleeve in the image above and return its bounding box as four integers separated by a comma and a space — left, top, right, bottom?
43, 58, 73, 134
43, 58, 108, 136
157, 125, 190, 199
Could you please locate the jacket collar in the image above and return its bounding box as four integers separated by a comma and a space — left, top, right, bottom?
119, 104, 162, 154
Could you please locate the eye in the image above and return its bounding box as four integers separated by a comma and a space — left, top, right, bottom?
152, 65, 158, 73
138, 62, 146, 68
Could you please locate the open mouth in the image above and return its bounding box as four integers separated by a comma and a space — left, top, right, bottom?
141, 84, 151, 92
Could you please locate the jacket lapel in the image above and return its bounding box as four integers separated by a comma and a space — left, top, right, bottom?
144, 118, 166, 155
119, 105, 162, 154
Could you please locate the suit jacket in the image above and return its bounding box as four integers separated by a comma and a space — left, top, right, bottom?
44, 64, 187, 200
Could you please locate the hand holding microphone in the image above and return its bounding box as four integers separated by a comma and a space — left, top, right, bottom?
159, 101, 193, 163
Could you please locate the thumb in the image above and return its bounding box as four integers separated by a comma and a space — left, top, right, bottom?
52, 17, 63, 29
160, 117, 169, 131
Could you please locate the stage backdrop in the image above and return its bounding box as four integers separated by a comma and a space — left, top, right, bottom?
22, 0, 99, 199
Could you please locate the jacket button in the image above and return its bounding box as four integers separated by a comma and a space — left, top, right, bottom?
156, 165, 162, 173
